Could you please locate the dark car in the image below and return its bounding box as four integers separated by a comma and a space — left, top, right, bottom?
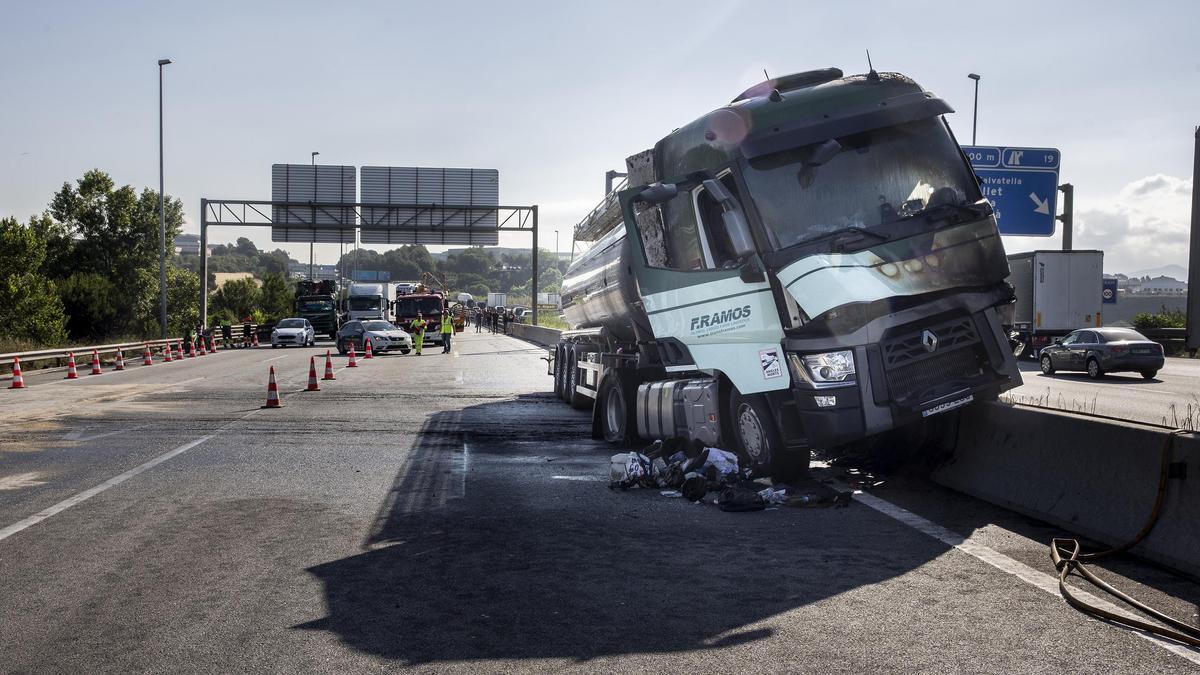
1039, 327, 1164, 379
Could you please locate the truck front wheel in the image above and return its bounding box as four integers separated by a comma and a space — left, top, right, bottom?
728, 391, 781, 474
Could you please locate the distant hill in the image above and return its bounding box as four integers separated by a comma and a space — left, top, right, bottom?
1129, 264, 1188, 280
431, 246, 570, 261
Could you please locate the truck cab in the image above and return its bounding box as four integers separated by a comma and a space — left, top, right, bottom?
393, 289, 447, 345
556, 68, 1022, 478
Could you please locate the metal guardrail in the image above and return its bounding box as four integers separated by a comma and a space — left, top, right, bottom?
0, 325, 259, 371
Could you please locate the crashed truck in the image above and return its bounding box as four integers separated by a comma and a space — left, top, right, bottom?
550, 68, 1023, 479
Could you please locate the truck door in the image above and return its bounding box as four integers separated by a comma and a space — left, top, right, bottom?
619, 177, 788, 396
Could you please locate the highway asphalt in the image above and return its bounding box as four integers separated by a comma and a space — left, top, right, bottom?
1008, 357, 1200, 429
1, 332, 1198, 672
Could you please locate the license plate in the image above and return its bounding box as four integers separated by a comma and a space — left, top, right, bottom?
922, 394, 974, 418
1132, 348, 1154, 354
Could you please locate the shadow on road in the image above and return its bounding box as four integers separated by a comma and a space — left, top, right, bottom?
293, 393, 956, 665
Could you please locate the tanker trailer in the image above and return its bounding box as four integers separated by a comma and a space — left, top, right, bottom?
552, 67, 1022, 479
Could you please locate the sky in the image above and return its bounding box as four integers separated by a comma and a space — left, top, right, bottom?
1, 0, 1197, 276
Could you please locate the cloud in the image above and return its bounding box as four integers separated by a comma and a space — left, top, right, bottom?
1073, 174, 1192, 275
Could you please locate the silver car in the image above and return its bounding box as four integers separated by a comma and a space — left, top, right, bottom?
271, 318, 316, 348
336, 320, 413, 354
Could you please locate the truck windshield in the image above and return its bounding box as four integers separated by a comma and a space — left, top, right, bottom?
298, 300, 334, 312
395, 298, 443, 316
349, 297, 382, 311
742, 118, 979, 250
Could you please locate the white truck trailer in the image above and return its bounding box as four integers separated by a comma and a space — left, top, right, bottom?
345, 283, 392, 322
1005, 250, 1104, 357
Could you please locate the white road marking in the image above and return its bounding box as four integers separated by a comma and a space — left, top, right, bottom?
263, 355, 289, 362
852, 489, 1200, 665
552, 475, 605, 481
62, 424, 147, 442
0, 435, 214, 542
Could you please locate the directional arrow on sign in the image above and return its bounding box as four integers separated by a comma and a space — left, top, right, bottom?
1029, 192, 1050, 215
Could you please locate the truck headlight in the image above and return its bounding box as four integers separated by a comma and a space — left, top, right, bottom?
788, 350, 856, 388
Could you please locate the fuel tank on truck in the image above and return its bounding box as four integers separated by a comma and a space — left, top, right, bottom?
560, 224, 648, 342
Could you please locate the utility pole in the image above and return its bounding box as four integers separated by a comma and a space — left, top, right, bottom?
968, 73, 980, 145
1058, 184, 1074, 251
310, 151, 318, 281
1186, 127, 1200, 352
157, 58, 172, 339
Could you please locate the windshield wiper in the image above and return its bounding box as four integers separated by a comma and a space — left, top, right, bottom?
801, 226, 891, 253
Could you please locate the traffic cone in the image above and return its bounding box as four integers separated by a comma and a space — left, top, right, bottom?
9, 357, 25, 389
114, 349, 125, 371
174, 342, 183, 360
188, 340, 196, 358
65, 352, 78, 379
252, 332, 259, 347
143, 344, 153, 366
306, 356, 321, 391
323, 350, 336, 380
347, 343, 358, 368
199, 340, 207, 356
90, 349, 102, 375
262, 365, 282, 408
364, 338, 374, 359
163, 344, 173, 363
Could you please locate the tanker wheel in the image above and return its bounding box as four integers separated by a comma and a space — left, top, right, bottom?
554, 344, 568, 401
599, 372, 634, 443
567, 345, 590, 410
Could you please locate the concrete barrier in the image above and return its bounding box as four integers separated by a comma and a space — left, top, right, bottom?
509, 323, 562, 347
933, 402, 1199, 578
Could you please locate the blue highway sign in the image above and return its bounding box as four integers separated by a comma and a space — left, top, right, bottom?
962, 146, 1060, 236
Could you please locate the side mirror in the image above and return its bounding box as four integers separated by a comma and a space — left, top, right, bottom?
638, 182, 678, 204
739, 255, 767, 283
1053, 338, 1063, 345
702, 178, 756, 258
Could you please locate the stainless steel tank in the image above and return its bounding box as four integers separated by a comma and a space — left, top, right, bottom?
559, 224, 647, 343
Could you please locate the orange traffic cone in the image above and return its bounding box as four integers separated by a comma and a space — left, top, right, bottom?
143, 344, 153, 366
306, 356, 321, 391
114, 348, 125, 371
188, 340, 196, 358
262, 366, 282, 408
322, 350, 336, 380
364, 338, 374, 359
347, 343, 358, 368
163, 344, 173, 363
252, 332, 259, 347
65, 352, 78, 379
199, 340, 207, 356
90, 349, 102, 375
10, 356, 25, 389
174, 342, 183, 360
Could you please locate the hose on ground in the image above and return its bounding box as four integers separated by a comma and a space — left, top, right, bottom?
1049, 429, 1200, 647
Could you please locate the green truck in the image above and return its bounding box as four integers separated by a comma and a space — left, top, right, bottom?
295, 280, 341, 340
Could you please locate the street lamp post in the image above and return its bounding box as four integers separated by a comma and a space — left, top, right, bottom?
310, 151, 319, 281
157, 58, 172, 339
968, 73, 980, 145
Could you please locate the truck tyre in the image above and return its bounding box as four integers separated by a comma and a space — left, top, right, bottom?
727, 390, 786, 476
1040, 354, 1055, 375
554, 344, 567, 401
598, 372, 634, 443
1086, 357, 1104, 379
567, 345, 589, 410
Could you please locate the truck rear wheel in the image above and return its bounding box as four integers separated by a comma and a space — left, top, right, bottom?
554, 344, 568, 401
599, 372, 634, 443
566, 345, 589, 410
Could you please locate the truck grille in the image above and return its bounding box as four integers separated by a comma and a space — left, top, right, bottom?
886, 346, 983, 405
881, 316, 978, 369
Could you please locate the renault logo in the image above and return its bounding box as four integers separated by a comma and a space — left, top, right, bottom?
922, 329, 939, 353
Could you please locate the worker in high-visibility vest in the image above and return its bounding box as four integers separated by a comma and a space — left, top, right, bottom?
409, 313, 428, 355
440, 311, 454, 354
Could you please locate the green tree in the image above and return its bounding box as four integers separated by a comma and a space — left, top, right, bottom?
0, 217, 69, 344
259, 273, 293, 320
465, 282, 490, 298
164, 267, 200, 336
211, 278, 261, 320
46, 169, 184, 336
